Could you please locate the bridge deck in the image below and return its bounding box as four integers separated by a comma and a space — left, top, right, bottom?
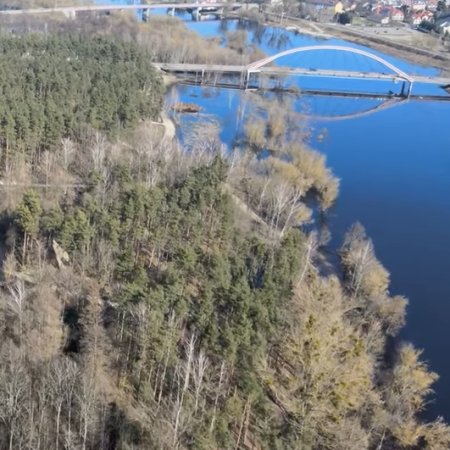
154, 63, 450, 86
0, 3, 243, 15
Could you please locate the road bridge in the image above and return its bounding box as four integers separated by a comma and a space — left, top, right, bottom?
0, 2, 243, 16
155, 62, 450, 86
154, 45, 450, 98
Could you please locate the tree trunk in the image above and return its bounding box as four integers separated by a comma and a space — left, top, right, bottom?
173, 334, 196, 446
210, 361, 226, 433
56, 402, 62, 450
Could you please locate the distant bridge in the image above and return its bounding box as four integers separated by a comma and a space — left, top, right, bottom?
155, 45, 450, 98
0, 2, 243, 16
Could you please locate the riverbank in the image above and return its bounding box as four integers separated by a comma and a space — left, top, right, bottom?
323, 23, 450, 75
261, 13, 450, 75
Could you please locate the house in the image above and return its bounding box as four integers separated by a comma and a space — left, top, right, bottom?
302, 0, 336, 21
335, 0, 344, 13
426, 0, 438, 11
411, 0, 427, 10
411, 9, 434, 23
368, 9, 391, 22
391, 7, 405, 19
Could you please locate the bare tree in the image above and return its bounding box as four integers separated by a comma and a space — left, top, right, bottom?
77, 371, 98, 450
90, 132, 108, 174
59, 138, 76, 171
210, 360, 226, 434
340, 223, 389, 299
192, 349, 209, 414
173, 333, 196, 446
0, 351, 27, 450
6, 279, 27, 344
48, 358, 79, 450
40, 150, 55, 187
297, 232, 318, 288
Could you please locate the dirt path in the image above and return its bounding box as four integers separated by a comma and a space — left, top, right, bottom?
160, 111, 176, 143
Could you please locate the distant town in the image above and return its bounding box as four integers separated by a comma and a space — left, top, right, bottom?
289, 0, 450, 33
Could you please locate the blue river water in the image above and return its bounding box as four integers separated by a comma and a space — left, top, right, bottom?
94, 0, 450, 420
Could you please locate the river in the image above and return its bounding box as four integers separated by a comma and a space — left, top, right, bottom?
163, 15, 450, 420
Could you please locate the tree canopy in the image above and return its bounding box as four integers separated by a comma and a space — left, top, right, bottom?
0, 26, 448, 450
0, 33, 163, 154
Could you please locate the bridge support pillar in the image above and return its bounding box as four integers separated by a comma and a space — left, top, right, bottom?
142, 9, 151, 21
406, 80, 413, 98
400, 79, 413, 98
241, 70, 250, 90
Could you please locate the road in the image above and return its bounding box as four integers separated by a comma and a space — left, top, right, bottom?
154, 62, 450, 86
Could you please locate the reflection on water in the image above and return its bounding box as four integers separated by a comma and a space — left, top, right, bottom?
248, 23, 295, 50
184, 19, 437, 75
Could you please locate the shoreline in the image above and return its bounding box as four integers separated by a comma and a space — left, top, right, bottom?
260, 14, 450, 75
323, 23, 450, 75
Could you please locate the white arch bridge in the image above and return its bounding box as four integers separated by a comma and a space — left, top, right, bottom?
156, 44, 450, 99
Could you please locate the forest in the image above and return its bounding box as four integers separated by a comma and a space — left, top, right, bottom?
0, 17, 449, 450
0, 34, 163, 154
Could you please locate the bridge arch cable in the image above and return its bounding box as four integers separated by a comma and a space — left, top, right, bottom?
363, 51, 382, 75
246, 45, 414, 83
352, 51, 371, 93
367, 52, 378, 73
